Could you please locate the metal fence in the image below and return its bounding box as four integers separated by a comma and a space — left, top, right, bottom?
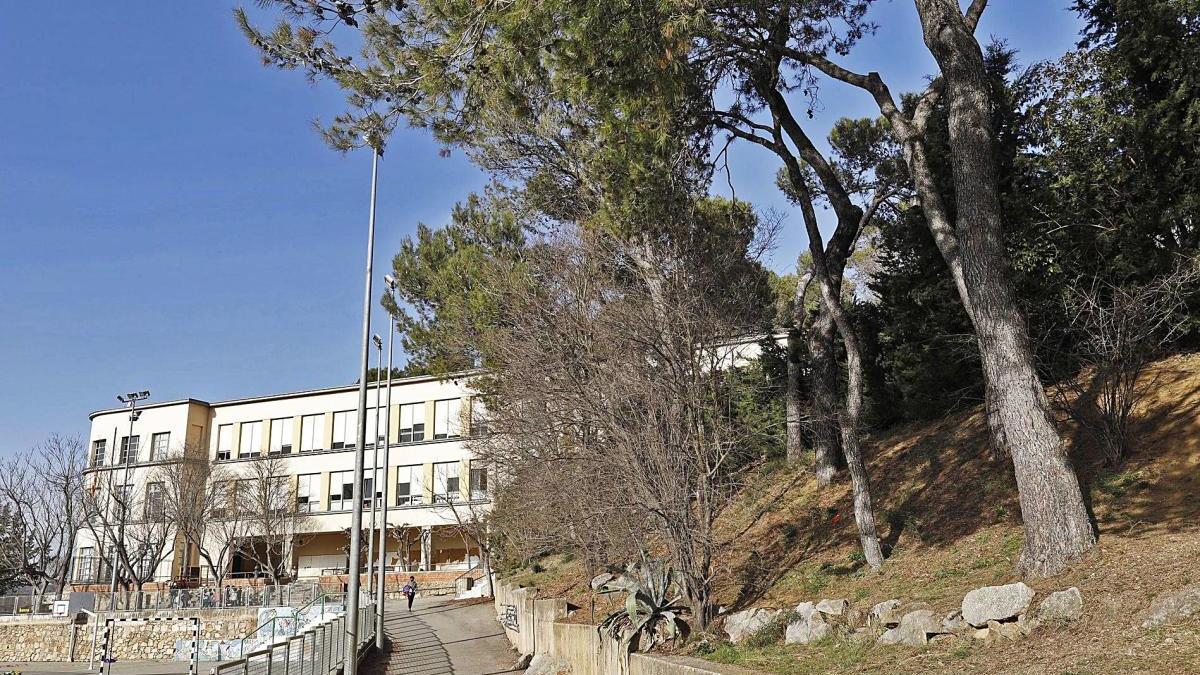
94, 581, 331, 612
0, 595, 53, 615
211, 601, 376, 675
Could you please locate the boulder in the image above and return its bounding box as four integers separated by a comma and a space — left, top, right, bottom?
816, 598, 850, 616
723, 608, 781, 644
794, 601, 819, 623
961, 583, 1035, 627
876, 627, 902, 645
896, 609, 942, 646
589, 573, 614, 591
1142, 586, 1200, 629
784, 613, 831, 645
1032, 587, 1083, 624
870, 599, 903, 628
986, 620, 1024, 641
941, 610, 968, 633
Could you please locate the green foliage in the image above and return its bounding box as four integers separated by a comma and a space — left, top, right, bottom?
597, 560, 691, 654
384, 193, 529, 375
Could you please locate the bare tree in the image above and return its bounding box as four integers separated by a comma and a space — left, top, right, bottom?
82, 468, 177, 609
0, 434, 86, 599
239, 456, 313, 586
444, 483, 496, 597
154, 451, 248, 600
473, 222, 772, 628
1057, 258, 1200, 465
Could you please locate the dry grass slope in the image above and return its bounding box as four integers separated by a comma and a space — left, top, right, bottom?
506, 354, 1200, 673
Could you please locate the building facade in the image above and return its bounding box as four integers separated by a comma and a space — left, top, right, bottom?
72, 373, 488, 591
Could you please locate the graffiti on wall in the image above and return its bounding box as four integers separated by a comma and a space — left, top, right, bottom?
500, 604, 520, 632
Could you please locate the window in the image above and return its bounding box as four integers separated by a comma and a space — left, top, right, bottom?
395, 465, 424, 506
470, 398, 489, 437
212, 481, 233, 518
114, 484, 133, 520
331, 411, 357, 449
145, 482, 166, 521
300, 414, 322, 452
364, 406, 385, 448
470, 466, 489, 501
434, 462, 460, 503
329, 470, 354, 511
91, 439, 107, 466
216, 425, 233, 460
362, 469, 382, 508
433, 399, 462, 440
239, 421, 263, 458
399, 403, 425, 443
119, 435, 139, 464
150, 432, 170, 461
269, 417, 294, 455
297, 474, 319, 513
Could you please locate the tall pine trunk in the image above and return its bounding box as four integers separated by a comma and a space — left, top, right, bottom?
915, 0, 1095, 576
807, 307, 841, 485
785, 328, 806, 463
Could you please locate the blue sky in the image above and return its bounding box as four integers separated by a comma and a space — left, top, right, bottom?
0, 1, 1083, 454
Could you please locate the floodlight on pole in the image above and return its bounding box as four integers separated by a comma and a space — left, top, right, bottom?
108, 388, 149, 609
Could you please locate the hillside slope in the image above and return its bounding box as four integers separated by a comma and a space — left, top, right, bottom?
506, 353, 1200, 673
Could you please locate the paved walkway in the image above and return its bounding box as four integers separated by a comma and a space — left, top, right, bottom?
365, 598, 525, 675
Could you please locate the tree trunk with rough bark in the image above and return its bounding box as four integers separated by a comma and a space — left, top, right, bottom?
914, 0, 1096, 576
807, 308, 841, 484
785, 328, 806, 463
793, 176, 884, 570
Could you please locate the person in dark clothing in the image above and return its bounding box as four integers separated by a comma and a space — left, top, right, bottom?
402, 576, 417, 610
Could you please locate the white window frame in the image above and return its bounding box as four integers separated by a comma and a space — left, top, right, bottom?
216, 425, 233, 460
395, 465, 424, 506
300, 414, 322, 452
297, 473, 319, 513
470, 466, 488, 501
239, 421, 263, 458
269, 417, 294, 455
433, 462, 460, 503
92, 439, 107, 466
332, 410, 357, 450
433, 399, 462, 440
119, 435, 139, 464
329, 470, 354, 511
150, 432, 170, 461
399, 403, 425, 443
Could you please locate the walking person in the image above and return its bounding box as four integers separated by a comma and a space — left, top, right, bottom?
402, 576, 417, 611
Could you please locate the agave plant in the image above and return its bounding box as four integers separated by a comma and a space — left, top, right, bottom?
596, 560, 691, 654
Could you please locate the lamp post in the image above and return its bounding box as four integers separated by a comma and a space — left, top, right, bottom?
375, 274, 398, 648
367, 334, 383, 596
109, 390, 149, 610
344, 145, 379, 675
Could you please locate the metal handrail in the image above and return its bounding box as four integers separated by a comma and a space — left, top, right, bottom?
233, 592, 346, 657
211, 601, 375, 675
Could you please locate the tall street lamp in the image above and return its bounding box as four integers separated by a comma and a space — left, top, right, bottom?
375, 274, 399, 649
109, 389, 149, 610
344, 145, 379, 674
367, 334, 383, 596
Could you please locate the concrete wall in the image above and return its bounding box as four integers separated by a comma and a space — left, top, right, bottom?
493, 580, 760, 675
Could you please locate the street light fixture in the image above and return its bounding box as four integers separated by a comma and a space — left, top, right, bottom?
375, 274, 399, 648
109, 389, 150, 609
367, 334, 383, 596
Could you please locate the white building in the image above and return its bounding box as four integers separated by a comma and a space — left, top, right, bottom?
71, 373, 488, 592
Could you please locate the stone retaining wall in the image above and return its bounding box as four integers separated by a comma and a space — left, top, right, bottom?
0, 611, 258, 663
493, 580, 760, 675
